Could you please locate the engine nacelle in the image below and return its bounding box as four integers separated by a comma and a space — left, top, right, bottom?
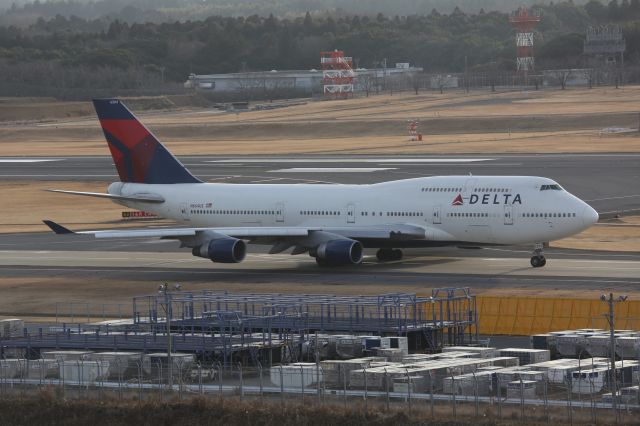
192, 238, 246, 263
316, 239, 363, 265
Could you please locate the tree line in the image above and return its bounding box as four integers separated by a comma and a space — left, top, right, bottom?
0, 0, 597, 25
0, 1, 638, 99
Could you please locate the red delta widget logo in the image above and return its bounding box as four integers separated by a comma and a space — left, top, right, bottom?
452, 194, 464, 206
452, 193, 522, 206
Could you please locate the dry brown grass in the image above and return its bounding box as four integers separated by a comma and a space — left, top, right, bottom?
1, 393, 608, 426
2, 86, 640, 156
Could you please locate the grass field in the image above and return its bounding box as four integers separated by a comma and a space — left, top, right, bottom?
1, 86, 640, 156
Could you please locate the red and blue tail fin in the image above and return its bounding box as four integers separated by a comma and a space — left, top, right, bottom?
93, 99, 201, 184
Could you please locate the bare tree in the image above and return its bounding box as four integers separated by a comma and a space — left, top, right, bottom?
430, 74, 455, 94
356, 73, 377, 97
556, 69, 574, 90
407, 72, 425, 95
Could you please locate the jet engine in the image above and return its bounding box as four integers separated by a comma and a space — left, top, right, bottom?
193, 238, 246, 263
315, 239, 363, 266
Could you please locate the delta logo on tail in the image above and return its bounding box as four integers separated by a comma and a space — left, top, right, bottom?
452, 194, 464, 206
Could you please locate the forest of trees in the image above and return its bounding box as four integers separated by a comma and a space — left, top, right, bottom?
0, 0, 598, 25
0, 0, 639, 98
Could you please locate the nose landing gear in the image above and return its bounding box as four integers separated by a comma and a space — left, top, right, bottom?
376, 248, 403, 262
530, 243, 547, 268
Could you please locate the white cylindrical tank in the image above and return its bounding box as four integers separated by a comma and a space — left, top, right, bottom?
0, 359, 27, 378
60, 361, 110, 383
270, 363, 323, 388
26, 359, 59, 379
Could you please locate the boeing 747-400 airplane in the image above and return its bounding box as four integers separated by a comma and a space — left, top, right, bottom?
44, 99, 599, 268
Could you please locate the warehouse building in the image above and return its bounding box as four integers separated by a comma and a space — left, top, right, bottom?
184, 64, 422, 97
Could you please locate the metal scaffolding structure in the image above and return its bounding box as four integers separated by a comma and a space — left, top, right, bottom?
321, 50, 355, 99
1, 288, 478, 365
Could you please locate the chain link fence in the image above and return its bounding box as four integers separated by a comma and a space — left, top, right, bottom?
1, 357, 638, 422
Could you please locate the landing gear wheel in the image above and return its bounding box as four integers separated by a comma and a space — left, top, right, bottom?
530, 255, 546, 268
530, 243, 547, 268
376, 248, 403, 262
392, 249, 403, 261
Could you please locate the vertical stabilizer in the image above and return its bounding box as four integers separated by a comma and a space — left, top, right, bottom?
93, 99, 201, 184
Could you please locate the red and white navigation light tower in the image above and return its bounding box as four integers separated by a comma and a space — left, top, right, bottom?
321, 50, 355, 99
509, 7, 540, 83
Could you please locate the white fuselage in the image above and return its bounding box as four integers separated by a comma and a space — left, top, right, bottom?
109, 175, 598, 246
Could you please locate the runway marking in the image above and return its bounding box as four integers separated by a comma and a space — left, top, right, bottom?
0, 159, 62, 163
209, 158, 495, 164
250, 177, 287, 183
270, 168, 396, 173
585, 194, 640, 202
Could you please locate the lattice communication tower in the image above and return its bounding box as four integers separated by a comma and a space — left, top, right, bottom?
321, 50, 355, 99
509, 7, 541, 75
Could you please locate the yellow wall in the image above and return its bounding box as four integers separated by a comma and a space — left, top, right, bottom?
476, 296, 640, 335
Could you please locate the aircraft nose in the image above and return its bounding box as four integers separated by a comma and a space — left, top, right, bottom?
582, 205, 599, 227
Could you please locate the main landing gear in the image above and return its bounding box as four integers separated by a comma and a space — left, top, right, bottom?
530, 243, 547, 268
376, 248, 403, 262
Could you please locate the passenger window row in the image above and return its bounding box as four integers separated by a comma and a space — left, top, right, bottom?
301, 211, 340, 216
387, 212, 423, 217
421, 187, 462, 192
447, 212, 489, 218
523, 212, 576, 218
474, 188, 510, 193
191, 209, 275, 215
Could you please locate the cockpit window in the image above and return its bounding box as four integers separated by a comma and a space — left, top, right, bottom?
540, 184, 562, 191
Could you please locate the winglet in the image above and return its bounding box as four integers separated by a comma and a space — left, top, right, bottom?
43, 220, 75, 235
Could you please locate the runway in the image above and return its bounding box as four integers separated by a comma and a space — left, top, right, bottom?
0, 152, 639, 314
1, 153, 640, 214
0, 248, 639, 278
0, 236, 637, 294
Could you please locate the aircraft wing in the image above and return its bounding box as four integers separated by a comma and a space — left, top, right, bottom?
42, 220, 426, 241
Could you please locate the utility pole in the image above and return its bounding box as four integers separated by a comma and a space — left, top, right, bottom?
601, 293, 628, 424
464, 55, 469, 93
159, 283, 182, 391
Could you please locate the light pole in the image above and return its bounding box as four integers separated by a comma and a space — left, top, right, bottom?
159, 283, 182, 390
600, 292, 628, 424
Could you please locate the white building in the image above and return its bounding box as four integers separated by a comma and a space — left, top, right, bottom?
184, 64, 423, 96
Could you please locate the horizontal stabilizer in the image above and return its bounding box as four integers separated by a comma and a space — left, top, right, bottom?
43, 220, 74, 235
47, 189, 165, 203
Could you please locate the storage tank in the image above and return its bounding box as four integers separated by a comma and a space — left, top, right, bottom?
88, 352, 142, 379
142, 353, 195, 377
0, 359, 27, 378
270, 363, 322, 388
26, 359, 59, 379
60, 360, 110, 383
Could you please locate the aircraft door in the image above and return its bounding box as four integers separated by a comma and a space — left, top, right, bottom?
276, 202, 284, 223
179, 203, 190, 221
347, 203, 355, 224
432, 205, 442, 224
463, 178, 477, 194
504, 205, 514, 225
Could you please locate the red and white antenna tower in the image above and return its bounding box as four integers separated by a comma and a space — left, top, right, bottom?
321, 50, 355, 99
509, 7, 541, 83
